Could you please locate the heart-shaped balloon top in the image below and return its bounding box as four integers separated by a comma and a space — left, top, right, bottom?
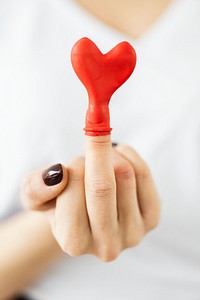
71, 37, 137, 136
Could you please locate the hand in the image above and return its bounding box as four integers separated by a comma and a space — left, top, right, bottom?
21, 136, 160, 262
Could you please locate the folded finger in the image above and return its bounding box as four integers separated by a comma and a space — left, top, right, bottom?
54, 157, 92, 256
112, 150, 143, 246
116, 145, 160, 231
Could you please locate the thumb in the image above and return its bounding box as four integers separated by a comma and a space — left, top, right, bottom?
21, 164, 68, 210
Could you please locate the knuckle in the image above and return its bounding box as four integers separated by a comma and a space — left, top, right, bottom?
98, 243, 120, 262
123, 224, 144, 248
54, 223, 91, 257
115, 163, 135, 181
125, 232, 143, 248
137, 164, 151, 181
60, 236, 89, 257
117, 145, 130, 153
144, 214, 160, 231
66, 245, 86, 257
87, 179, 115, 199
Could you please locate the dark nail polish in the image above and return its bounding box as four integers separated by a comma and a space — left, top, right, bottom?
42, 164, 63, 186
112, 142, 118, 148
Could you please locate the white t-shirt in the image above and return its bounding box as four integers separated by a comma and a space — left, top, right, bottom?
0, 0, 200, 299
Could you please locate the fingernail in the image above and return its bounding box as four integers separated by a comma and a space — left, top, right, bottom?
112, 142, 118, 148
42, 164, 63, 186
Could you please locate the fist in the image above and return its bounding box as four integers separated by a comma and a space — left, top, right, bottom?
21, 137, 160, 262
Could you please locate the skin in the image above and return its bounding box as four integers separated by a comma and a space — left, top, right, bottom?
76, 0, 172, 39
0, 212, 64, 300
0, 0, 172, 297
22, 137, 160, 261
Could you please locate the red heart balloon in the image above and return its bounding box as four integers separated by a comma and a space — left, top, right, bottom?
71, 37, 137, 136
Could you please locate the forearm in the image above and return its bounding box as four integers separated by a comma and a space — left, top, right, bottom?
0, 211, 63, 300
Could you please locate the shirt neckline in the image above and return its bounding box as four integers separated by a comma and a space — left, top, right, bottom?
70, 0, 181, 46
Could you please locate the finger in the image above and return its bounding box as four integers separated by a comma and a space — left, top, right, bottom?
53, 157, 92, 256
116, 145, 160, 231
21, 164, 68, 210
84, 135, 118, 239
112, 150, 141, 222
112, 150, 143, 246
